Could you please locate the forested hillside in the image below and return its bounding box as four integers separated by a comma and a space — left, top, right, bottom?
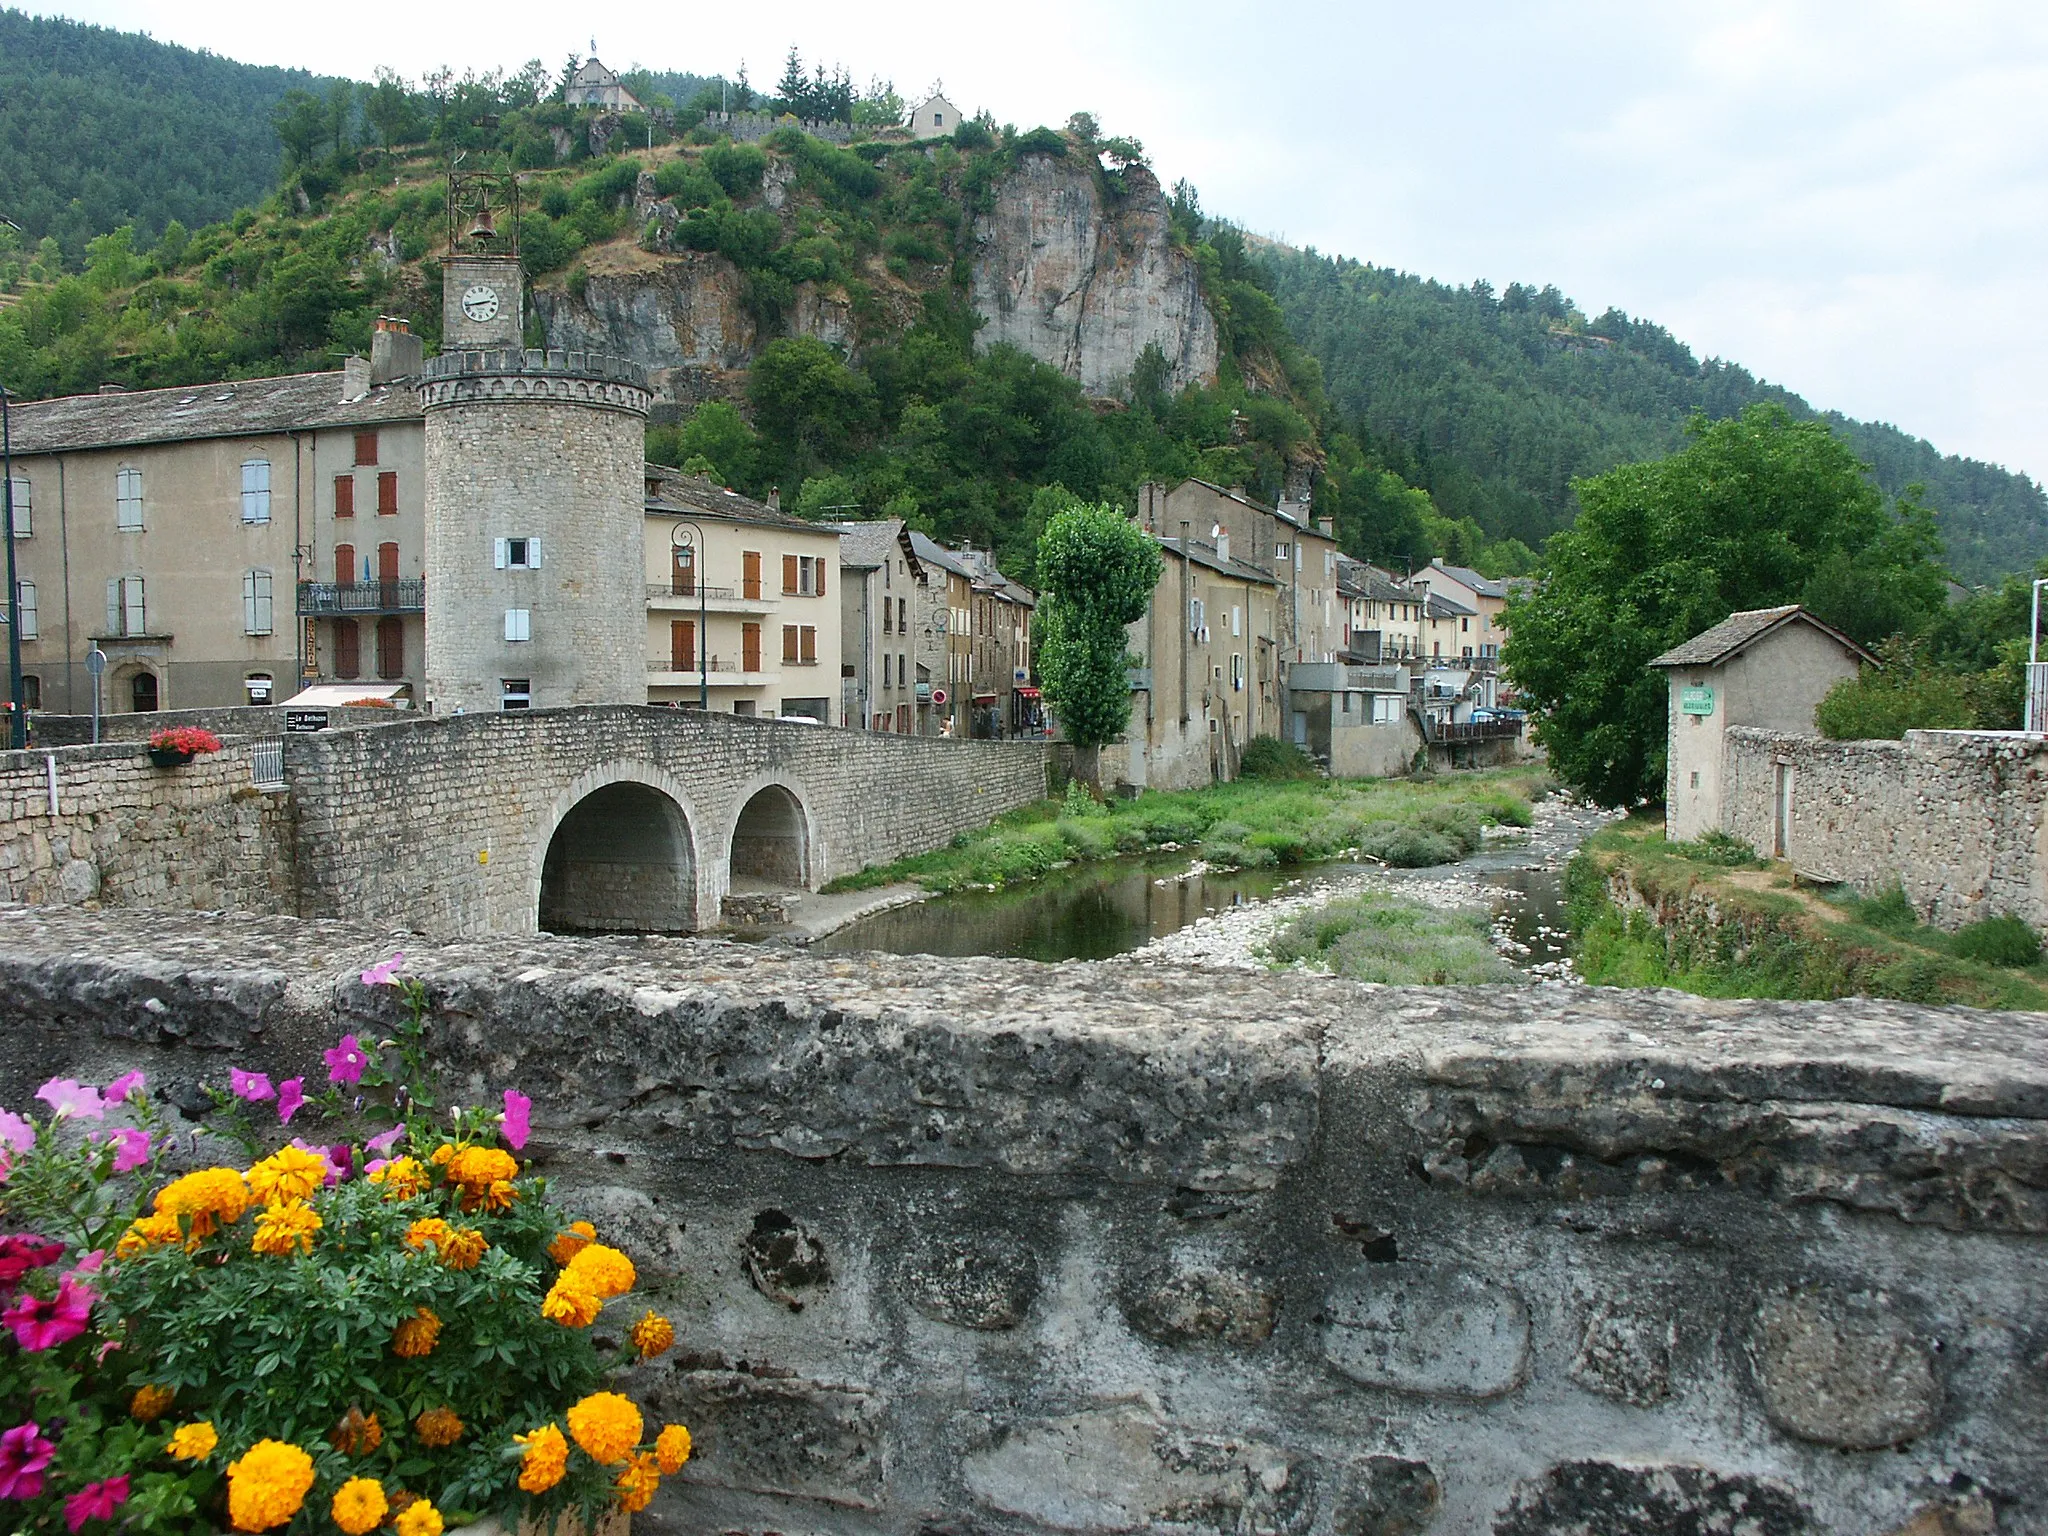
1263, 248, 2047, 584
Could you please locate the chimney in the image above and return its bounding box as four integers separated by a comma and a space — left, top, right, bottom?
1317, 516, 1334, 537
341, 355, 371, 400
1212, 523, 1230, 565
767, 487, 781, 511
370, 316, 423, 384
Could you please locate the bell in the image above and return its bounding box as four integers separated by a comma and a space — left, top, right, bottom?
467, 206, 497, 242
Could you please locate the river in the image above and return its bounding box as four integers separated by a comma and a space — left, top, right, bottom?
815, 795, 1615, 976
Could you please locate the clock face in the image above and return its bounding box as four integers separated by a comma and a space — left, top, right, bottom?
461, 284, 500, 323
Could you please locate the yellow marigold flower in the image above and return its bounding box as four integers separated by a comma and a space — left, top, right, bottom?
439, 1227, 487, 1270
630, 1310, 676, 1359
154, 1168, 251, 1233
116, 1212, 184, 1258
445, 1146, 517, 1187
514, 1423, 569, 1493
330, 1477, 389, 1536
541, 1274, 601, 1328
330, 1407, 383, 1457
403, 1217, 452, 1253
655, 1423, 692, 1476
225, 1438, 316, 1532
369, 1156, 430, 1199
413, 1406, 463, 1448
393, 1498, 443, 1536
564, 1243, 635, 1301
246, 1144, 328, 1208
167, 1420, 218, 1461
566, 1391, 643, 1466
614, 1451, 661, 1514
428, 1143, 456, 1167
547, 1221, 596, 1266
251, 1200, 322, 1257
467, 1178, 518, 1214
391, 1306, 442, 1358
130, 1384, 175, 1422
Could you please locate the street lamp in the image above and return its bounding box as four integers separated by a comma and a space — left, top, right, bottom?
1, 383, 23, 749
669, 520, 708, 711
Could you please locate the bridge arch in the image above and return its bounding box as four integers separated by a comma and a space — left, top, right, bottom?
722, 774, 822, 893
536, 761, 705, 934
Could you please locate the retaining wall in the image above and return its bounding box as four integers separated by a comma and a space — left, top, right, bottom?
32, 704, 409, 747
0, 905, 2039, 1536
1725, 727, 2048, 929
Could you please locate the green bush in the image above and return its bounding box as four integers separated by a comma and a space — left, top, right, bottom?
1413, 804, 1484, 855
569, 156, 641, 208
1358, 822, 1463, 868
1265, 891, 1515, 985
1669, 830, 1759, 866
1246, 829, 1310, 864
1953, 914, 2043, 968
1011, 126, 1067, 157
703, 140, 767, 197
1239, 736, 1320, 780
1840, 883, 1919, 935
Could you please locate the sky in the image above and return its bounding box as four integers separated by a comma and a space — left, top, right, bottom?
32, 0, 2048, 485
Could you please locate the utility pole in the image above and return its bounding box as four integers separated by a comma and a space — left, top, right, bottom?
1178, 520, 1190, 728
1, 384, 23, 749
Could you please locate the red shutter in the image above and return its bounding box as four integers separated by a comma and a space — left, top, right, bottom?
377, 472, 398, 514
670, 620, 694, 671
354, 431, 378, 466
817, 560, 826, 598
743, 551, 761, 600
782, 554, 798, 594
376, 616, 404, 680
334, 543, 355, 584
334, 619, 360, 679
334, 476, 354, 518
781, 624, 799, 663
800, 625, 816, 663
742, 624, 761, 672
377, 543, 400, 581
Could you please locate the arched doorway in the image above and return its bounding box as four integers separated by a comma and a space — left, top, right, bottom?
538, 782, 695, 934
729, 784, 808, 889
127, 670, 158, 713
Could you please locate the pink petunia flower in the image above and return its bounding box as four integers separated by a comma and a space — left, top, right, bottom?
33, 1080, 104, 1121
275, 1078, 306, 1125
64, 1474, 127, 1532
325, 1143, 353, 1181
2, 1277, 94, 1351
106, 1128, 152, 1175
360, 952, 405, 987
0, 1422, 55, 1500
0, 1114, 31, 1156
0, 1237, 65, 1291
101, 1071, 146, 1105
66, 1252, 104, 1279
323, 1033, 369, 1085
229, 1068, 273, 1103
500, 1089, 532, 1151
364, 1125, 404, 1158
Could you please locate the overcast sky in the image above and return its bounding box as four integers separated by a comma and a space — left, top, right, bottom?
34, 0, 2048, 485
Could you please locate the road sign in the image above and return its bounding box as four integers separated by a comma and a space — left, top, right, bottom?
1680, 686, 1715, 717
931, 688, 949, 706
84, 648, 106, 677
284, 710, 330, 734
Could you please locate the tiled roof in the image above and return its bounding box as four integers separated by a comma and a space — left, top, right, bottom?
1154, 533, 1280, 587
643, 468, 829, 535
825, 518, 902, 570
7, 372, 423, 455
1430, 562, 1508, 599
1647, 605, 1876, 668
1425, 593, 1476, 619
1336, 559, 1408, 603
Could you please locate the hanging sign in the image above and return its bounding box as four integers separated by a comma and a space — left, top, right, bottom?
1680, 687, 1715, 716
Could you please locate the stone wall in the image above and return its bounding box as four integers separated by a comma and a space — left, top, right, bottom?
1725, 727, 2048, 928
0, 741, 292, 910
32, 705, 408, 747
0, 905, 2037, 1535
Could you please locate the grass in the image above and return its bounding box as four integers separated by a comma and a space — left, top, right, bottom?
1566, 814, 2048, 1011
822, 769, 1553, 895
1262, 891, 1517, 985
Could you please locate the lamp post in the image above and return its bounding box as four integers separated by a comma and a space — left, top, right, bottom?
1, 384, 23, 749
670, 521, 708, 711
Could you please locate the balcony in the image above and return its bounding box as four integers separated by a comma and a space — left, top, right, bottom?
647, 655, 770, 688
645, 583, 772, 614
298, 579, 425, 615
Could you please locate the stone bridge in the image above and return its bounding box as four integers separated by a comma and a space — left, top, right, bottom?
285, 706, 1048, 936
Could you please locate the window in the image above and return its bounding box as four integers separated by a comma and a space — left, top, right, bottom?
742, 623, 762, 672
18, 675, 38, 710
742, 550, 762, 600
882, 653, 892, 687
245, 674, 274, 705
670, 619, 696, 672
334, 620, 360, 679
782, 624, 799, 664
504, 609, 532, 642
377, 471, 398, 515
1231, 605, 1242, 638
14, 581, 34, 640
784, 554, 827, 596
1277, 542, 1290, 560
376, 617, 404, 679
241, 459, 272, 523
354, 431, 379, 466
899, 652, 907, 689
934, 111, 944, 127
242, 569, 274, 635
105, 576, 145, 637
671, 543, 695, 595
7, 475, 29, 537
800, 625, 817, 664
494, 537, 543, 569
1462, 617, 1470, 633
898, 597, 907, 633
783, 553, 798, 594
884, 599, 893, 635
130, 672, 157, 712
334, 475, 355, 518
334, 543, 357, 585
1231, 653, 1244, 692
115, 467, 143, 530
500, 679, 531, 711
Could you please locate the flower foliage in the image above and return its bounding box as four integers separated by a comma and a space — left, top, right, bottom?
145, 726, 222, 755
0, 956, 692, 1533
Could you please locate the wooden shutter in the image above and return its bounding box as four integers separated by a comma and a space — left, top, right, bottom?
376, 616, 404, 679
800, 625, 816, 664
334, 543, 355, 585
334, 476, 354, 518
743, 551, 761, 600
781, 624, 799, 663
335, 619, 360, 679
670, 620, 695, 671
378, 543, 400, 581
354, 430, 378, 466
742, 623, 761, 672
782, 554, 798, 594
816, 560, 826, 598
377, 472, 398, 514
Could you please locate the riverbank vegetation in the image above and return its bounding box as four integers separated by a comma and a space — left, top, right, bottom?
1566, 815, 2048, 1011
1262, 891, 1516, 985
822, 769, 1548, 895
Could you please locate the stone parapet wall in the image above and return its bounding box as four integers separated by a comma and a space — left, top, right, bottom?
0, 742, 292, 910
32, 705, 407, 747
1725, 727, 2048, 928
0, 905, 2038, 1535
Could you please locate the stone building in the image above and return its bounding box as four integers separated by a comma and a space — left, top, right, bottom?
1648, 605, 1873, 844
562, 57, 643, 113
1423, 558, 1510, 663
905, 91, 964, 139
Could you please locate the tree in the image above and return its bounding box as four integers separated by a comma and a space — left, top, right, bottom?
775, 46, 806, 111
1504, 404, 1950, 806
271, 89, 326, 167
1034, 497, 1162, 755
747, 337, 877, 480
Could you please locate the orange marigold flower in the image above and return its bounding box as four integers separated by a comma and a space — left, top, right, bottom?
541, 1274, 601, 1327
428, 1143, 456, 1166
370, 1156, 431, 1199
413, 1406, 463, 1448
655, 1423, 692, 1475
438, 1227, 487, 1270
251, 1200, 322, 1257
225, 1438, 316, 1532
330, 1477, 389, 1536
547, 1221, 596, 1266
247, 1144, 328, 1207
130, 1384, 175, 1422
391, 1307, 442, 1358
466, 1178, 518, 1214
444, 1146, 517, 1187
154, 1168, 251, 1231
167, 1421, 218, 1461
331, 1407, 383, 1457
403, 1218, 451, 1253
514, 1423, 569, 1494
563, 1243, 635, 1301
630, 1311, 676, 1359
393, 1498, 443, 1536
614, 1451, 661, 1514
116, 1212, 184, 1258
566, 1391, 642, 1465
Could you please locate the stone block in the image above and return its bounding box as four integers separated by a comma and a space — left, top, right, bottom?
1750, 1290, 1940, 1449
1322, 1263, 1529, 1399
898, 1224, 1042, 1331
1125, 1266, 1277, 1347
1568, 1304, 1674, 1407
642, 1368, 883, 1511
1331, 1457, 1440, 1536
1492, 1462, 1810, 1535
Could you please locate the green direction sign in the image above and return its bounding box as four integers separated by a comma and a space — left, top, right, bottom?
1681, 686, 1716, 716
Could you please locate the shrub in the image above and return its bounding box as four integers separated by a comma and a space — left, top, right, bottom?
1952, 914, 2043, 968
1840, 883, 1919, 935
703, 141, 767, 197
1357, 822, 1462, 868
1669, 830, 1759, 866
1238, 736, 1319, 781
1010, 126, 1067, 157
1264, 891, 1515, 985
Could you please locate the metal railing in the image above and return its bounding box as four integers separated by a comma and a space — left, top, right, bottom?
249, 740, 285, 788
1431, 719, 1523, 743
648, 655, 763, 675
297, 580, 426, 614
646, 583, 742, 601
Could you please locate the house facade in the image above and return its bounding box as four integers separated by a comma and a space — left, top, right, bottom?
906, 92, 964, 139
563, 58, 643, 113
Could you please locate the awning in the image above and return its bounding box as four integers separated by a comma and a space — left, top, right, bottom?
281, 683, 413, 708
972, 691, 998, 703
1014, 686, 1041, 698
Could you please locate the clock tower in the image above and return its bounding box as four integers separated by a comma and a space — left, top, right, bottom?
442, 253, 523, 349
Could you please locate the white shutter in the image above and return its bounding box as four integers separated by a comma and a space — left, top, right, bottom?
527, 536, 541, 568
505, 608, 531, 642
123, 577, 145, 637
494, 538, 509, 569
7, 477, 28, 537
15, 582, 34, 640
243, 571, 258, 634
107, 579, 121, 636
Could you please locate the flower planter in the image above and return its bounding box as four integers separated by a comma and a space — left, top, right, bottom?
147, 746, 194, 768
